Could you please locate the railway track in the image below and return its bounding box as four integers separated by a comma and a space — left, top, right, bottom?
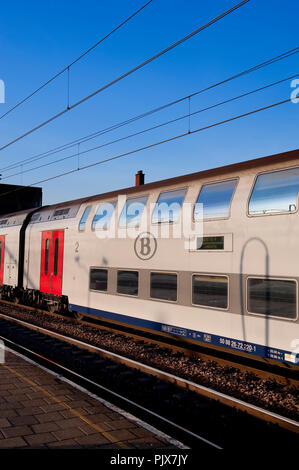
0, 299, 297, 386
0, 307, 298, 449
75, 312, 299, 385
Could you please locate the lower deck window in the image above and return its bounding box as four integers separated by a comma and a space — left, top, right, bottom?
150, 272, 177, 302
193, 275, 228, 309
248, 278, 297, 319
117, 270, 139, 296
90, 269, 108, 291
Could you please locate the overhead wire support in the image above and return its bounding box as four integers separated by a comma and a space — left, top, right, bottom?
0, 44, 297, 174
0, 0, 153, 122
0, 96, 292, 200
2, 72, 297, 181
1, 52, 297, 176
0, 0, 250, 153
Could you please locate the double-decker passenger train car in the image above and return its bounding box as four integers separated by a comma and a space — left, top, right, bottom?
0, 148, 299, 367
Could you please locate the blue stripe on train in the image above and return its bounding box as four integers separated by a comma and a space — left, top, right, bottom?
69, 303, 298, 366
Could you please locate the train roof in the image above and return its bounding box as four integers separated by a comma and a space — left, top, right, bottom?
1, 148, 298, 219
0, 208, 38, 227
52, 148, 299, 209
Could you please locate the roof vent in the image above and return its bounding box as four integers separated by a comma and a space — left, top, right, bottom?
135, 170, 145, 186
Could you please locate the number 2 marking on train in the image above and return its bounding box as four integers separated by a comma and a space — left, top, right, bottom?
75, 242, 79, 253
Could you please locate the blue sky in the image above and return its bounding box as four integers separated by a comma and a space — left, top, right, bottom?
0, 0, 298, 205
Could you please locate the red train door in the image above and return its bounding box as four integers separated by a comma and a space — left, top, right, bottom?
40, 230, 64, 295
0, 235, 5, 285
51, 230, 64, 296
40, 231, 52, 294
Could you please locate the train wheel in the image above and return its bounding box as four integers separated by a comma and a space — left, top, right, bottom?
73, 311, 84, 321
47, 304, 56, 314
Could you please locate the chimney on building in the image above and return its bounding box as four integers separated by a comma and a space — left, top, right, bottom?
135, 170, 145, 186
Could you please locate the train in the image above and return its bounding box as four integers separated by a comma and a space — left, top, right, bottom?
0, 148, 299, 368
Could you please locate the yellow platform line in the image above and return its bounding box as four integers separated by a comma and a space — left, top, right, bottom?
1, 362, 130, 449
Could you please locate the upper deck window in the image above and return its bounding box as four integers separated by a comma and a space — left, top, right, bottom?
119, 196, 148, 228
152, 189, 186, 224
79, 205, 92, 232
194, 179, 237, 221
92, 201, 116, 230
31, 214, 40, 222
249, 167, 299, 215
53, 208, 70, 217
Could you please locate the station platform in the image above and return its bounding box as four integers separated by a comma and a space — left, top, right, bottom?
0, 349, 178, 449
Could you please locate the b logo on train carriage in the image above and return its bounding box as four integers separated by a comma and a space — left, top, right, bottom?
134, 232, 157, 260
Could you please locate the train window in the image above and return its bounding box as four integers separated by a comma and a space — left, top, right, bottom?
192, 275, 228, 309
79, 206, 92, 232
117, 270, 139, 296
247, 278, 297, 319
53, 208, 70, 217
31, 213, 40, 222
119, 196, 148, 228
90, 269, 108, 291
249, 167, 299, 215
197, 236, 224, 250
45, 239, 49, 275
152, 189, 186, 224
53, 238, 59, 276
194, 179, 237, 220
150, 272, 177, 302
92, 201, 116, 230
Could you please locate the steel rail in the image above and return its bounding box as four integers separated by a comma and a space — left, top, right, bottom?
0, 310, 297, 434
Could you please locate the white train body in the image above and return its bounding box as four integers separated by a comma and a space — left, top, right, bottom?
0, 212, 30, 289
1, 149, 299, 366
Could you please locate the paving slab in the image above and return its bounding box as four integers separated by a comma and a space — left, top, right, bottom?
0, 349, 178, 449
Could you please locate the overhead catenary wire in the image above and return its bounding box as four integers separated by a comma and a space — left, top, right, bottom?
0, 0, 250, 153
1, 44, 297, 174
0, 0, 154, 122
0, 96, 292, 200
2, 73, 297, 181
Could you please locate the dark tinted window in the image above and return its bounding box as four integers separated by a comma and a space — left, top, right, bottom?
150, 272, 177, 302
45, 239, 49, 275
193, 275, 228, 309
117, 271, 139, 296
90, 269, 108, 291
53, 208, 70, 217
248, 278, 296, 319
53, 238, 59, 276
